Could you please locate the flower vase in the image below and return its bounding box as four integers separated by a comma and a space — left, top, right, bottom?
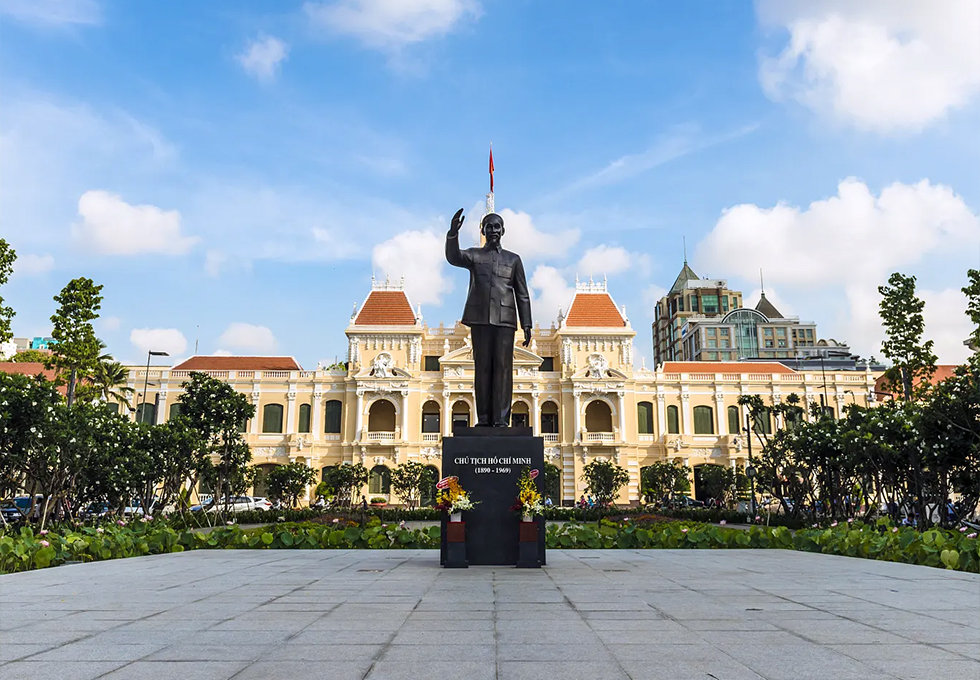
450, 511, 462, 523
522, 513, 533, 523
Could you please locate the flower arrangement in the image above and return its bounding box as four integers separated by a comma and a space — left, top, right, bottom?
512, 467, 544, 520
434, 478, 477, 515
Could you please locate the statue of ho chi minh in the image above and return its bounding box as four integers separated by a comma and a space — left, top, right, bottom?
445, 208, 532, 428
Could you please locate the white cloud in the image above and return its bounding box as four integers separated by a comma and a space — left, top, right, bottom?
304, 0, 480, 50
100, 316, 121, 332
757, 0, 980, 132
372, 229, 451, 306
237, 36, 289, 82
577, 245, 632, 278
130, 328, 188, 357
696, 178, 979, 362
465, 205, 579, 261
71, 190, 199, 256
530, 265, 574, 327
0, 0, 102, 26
922, 287, 973, 365
204, 250, 226, 277
14, 253, 54, 276
212, 349, 233, 357
217, 323, 278, 354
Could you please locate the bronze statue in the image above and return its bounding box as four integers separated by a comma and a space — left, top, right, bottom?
446, 209, 532, 427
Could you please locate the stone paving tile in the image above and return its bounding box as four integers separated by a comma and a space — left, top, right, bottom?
0, 549, 977, 679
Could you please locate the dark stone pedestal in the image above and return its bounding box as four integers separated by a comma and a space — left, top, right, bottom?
442, 520, 468, 568
517, 520, 542, 568
440, 428, 546, 566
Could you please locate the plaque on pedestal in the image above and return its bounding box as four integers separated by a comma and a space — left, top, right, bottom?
440, 427, 546, 566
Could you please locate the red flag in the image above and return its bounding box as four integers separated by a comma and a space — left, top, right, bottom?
489, 145, 494, 193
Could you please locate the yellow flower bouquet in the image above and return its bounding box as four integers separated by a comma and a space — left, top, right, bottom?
434, 477, 477, 516
512, 467, 544, 520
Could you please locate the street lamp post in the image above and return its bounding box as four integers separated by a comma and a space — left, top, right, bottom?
743, 414, 757, 517
139, 350, 169, 423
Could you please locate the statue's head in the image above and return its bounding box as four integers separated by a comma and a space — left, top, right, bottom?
481, 213, 504, 246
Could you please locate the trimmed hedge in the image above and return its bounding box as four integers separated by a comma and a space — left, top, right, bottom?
546, 519, 979, 572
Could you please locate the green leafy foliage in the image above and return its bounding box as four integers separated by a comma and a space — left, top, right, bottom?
48, 277, 104, 406
321, 463, 369, 507
9, 349, 49, 363
878, 272, 937, 401
0, 238, 15, 344
581, 459, 630, 506
389, 461, 435, 509
265, 462, 317, 507
640, 460, 691, 501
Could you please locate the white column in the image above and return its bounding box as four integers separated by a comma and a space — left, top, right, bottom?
250, 388, 261, 436
355, 392, 364, 441
311, 392, 323, 441
656, 393, 666, 436
531, 391, 540, 436
680, 392, 691, 434
442, 391, 452, 437
617, 392, 626, 439
714, 393, 725, 434
400, 391, 410, 441
285, 390, 297, 433
573, 392, 581, 441
156, 391, 168, 424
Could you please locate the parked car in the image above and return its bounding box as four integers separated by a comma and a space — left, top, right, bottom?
193, 496, 269, 513
0, 495, 43, 524
250, 497, 273, 511
79, 501, 111, 520
669, 495, 705, 508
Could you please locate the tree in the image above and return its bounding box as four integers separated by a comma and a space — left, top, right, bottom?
640, 461, 691, 502
10, 349, 50, 363
0, 239, 15, 343
177, 372, 255, 513
696, 464, 737, 506
266, 462, 317, 508
49, 277, 104, 406
390, 461, 435, 509
543, 462, 561, 502
322, 463, 369, 507
964, 269, 980, 352
878, 272, 937, 401
90, 359, 135, 407
581, 459, 629, 507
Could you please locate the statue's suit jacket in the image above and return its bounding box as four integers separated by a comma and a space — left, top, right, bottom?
446, 235, 532, 330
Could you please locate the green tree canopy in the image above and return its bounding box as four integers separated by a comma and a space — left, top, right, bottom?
49, 277, 104, 406
0, 239, 15, 344
878, 272, 937, 401
265, 462, 317, 508
582, 459, 629, 506
390, 461, 435, 509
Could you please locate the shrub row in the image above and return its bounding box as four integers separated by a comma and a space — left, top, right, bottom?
4, 518, 975, 574
546, 519, 979, 572
168, 506, 443, 529
0, 520, 439, 573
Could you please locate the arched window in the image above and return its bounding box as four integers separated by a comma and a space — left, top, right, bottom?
324, 400, 342, 434
637, 401, 654, 434
421, 400, 440, 433
666, 405, 680, 434
511, 401, 529, 428
727, 405, 740, 435
262, 404, 284, 433
693, 406, 714, 434
298, 403, 311, 433
169, 402, 183, 420
585, 400, 613, 432
451, 401, 470, 432
540, 401, 559, 434
135, 403, 156, 425
368, 399, 396, 432
368, 465, 391, 495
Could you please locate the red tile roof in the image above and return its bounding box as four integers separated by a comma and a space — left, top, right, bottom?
173, 356, 301, 371
565, 293, 626, 327
355, 290, 417, 326
0, 363, 67, 394
874, 365, 960, 398
661, 361, 797, 374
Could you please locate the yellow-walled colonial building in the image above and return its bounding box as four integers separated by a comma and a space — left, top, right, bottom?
128, 276, 882, 505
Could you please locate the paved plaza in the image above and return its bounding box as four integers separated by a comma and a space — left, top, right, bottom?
1, 550, 978, 680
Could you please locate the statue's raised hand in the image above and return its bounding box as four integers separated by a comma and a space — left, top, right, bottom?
449, 208, 465, 236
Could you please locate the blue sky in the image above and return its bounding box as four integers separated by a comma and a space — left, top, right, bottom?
2, 0, 978, 367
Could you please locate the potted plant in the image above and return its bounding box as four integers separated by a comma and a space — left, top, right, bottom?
434, 478, 476, 522
369, 497, 387, 507
512, 467, 544, 522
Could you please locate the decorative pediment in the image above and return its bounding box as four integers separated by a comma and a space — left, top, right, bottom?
440, 345, 544, 368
